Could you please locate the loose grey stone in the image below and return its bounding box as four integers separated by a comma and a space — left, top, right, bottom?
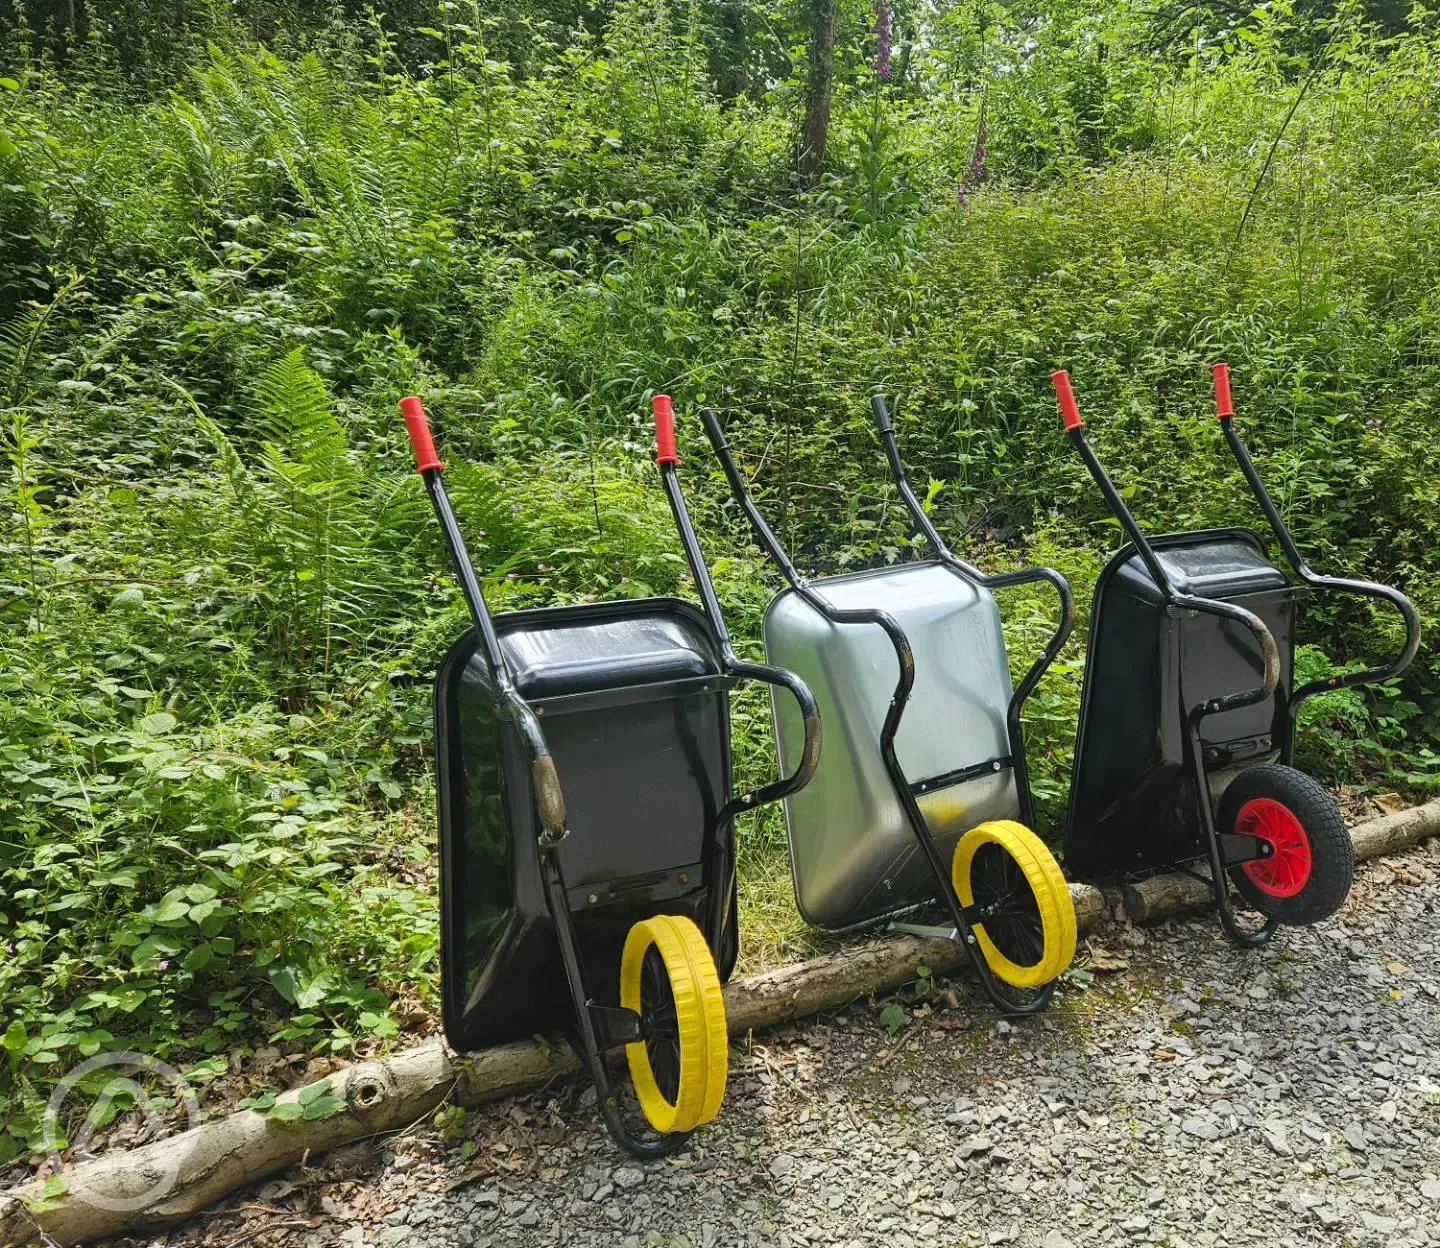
613, 1166, 646, 1190
300, 842, 1440, 1248
1261, 1122, 1290, 1156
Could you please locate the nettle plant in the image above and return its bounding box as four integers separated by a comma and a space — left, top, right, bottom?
0, 685, 432, 1161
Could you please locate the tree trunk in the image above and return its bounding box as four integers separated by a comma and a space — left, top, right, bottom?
797, 0, 838, 181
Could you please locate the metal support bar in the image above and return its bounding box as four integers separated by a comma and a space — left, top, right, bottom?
588, 1003, 644, 1049
1184, 712, 1279, 949
541, 853, 688, 1158
909, 757, 1013, 797
1217, 832, 1273, 867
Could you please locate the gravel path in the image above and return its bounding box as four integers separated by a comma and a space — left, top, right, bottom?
183, 841, 1440, 1248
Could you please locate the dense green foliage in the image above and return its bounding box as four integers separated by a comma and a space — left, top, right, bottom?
3, 0, 1439, 1166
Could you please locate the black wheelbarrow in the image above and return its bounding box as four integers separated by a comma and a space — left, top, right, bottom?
1051, 366, 1421, 945
400, 395, 821, 1156
694, 402, 1079, 1016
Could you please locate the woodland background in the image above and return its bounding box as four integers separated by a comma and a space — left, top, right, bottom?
2, 0, 1439, 1172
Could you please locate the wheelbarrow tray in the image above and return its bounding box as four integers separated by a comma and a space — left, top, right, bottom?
434, 597, 737, 1053
1064, 528, 1304, 880
764, 561, 1019, 931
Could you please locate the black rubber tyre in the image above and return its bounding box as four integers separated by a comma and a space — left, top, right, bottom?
1218, 764, 1353, 926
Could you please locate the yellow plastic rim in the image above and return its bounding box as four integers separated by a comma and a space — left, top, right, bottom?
952, 820, 1077, 989
619, 914, 728, 1134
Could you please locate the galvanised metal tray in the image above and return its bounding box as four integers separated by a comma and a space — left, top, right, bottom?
764, 560, 1019, 931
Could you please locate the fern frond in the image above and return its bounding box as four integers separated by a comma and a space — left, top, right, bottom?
251, 348, 349, 481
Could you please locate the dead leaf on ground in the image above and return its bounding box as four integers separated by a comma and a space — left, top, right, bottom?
1084, 941, 1130, 973
440, 1164, 496, 1193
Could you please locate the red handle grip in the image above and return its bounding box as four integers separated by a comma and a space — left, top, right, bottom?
400, 396, 444, 474
1212, 363, 1234, 420
653, 394, 680, 466
1051, 370, 1084, 432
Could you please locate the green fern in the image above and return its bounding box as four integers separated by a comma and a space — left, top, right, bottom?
196, 349, 411, 698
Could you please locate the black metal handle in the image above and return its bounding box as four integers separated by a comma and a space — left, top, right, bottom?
1062, 419, 1278, 721
1218, 416, 1421, 707
871, 394, 1077, 697
658, 404, 823, 813
699, 406, 807, 592
727, 660, 823, 808
402, 398, 568, 847
871, 394, 1076, 827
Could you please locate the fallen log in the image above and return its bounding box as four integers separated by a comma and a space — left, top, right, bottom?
1121, 797, 1440, 923
0, 883, 1101, 1248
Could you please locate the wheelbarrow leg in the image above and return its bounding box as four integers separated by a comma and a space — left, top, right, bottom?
879, 733, 1058, 1017
539, 853, 691, 1159
1184, 715, 1279, 949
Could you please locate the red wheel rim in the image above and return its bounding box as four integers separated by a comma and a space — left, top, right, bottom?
1236, 797, 1313, 898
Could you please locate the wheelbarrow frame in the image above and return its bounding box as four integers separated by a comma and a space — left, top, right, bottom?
701, 404, 1073, 1014
1054, 367, 1421, 946
404, 397, 820, 1156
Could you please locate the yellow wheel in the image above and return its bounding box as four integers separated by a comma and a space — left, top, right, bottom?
619, 914, 728, 1134
952, 820, 1077, 989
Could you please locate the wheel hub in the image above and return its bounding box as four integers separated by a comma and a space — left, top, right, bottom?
1235, 797, 1313, 899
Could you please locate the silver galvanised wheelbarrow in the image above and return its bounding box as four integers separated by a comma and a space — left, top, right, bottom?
692, 402, 1079, 1015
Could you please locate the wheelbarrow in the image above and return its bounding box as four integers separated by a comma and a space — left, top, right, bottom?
1051, 366, 1421, 944
693, 402, 1079, 1015
400, 395, 821, 1155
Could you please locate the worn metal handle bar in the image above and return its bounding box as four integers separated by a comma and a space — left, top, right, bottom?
1211, 364, 1421, 716
653, 397, 822, 811
400, 397, 568, 847
1051, 373, 1280, 719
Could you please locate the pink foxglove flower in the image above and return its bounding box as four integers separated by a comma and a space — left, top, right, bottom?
873, 4, 892, 80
